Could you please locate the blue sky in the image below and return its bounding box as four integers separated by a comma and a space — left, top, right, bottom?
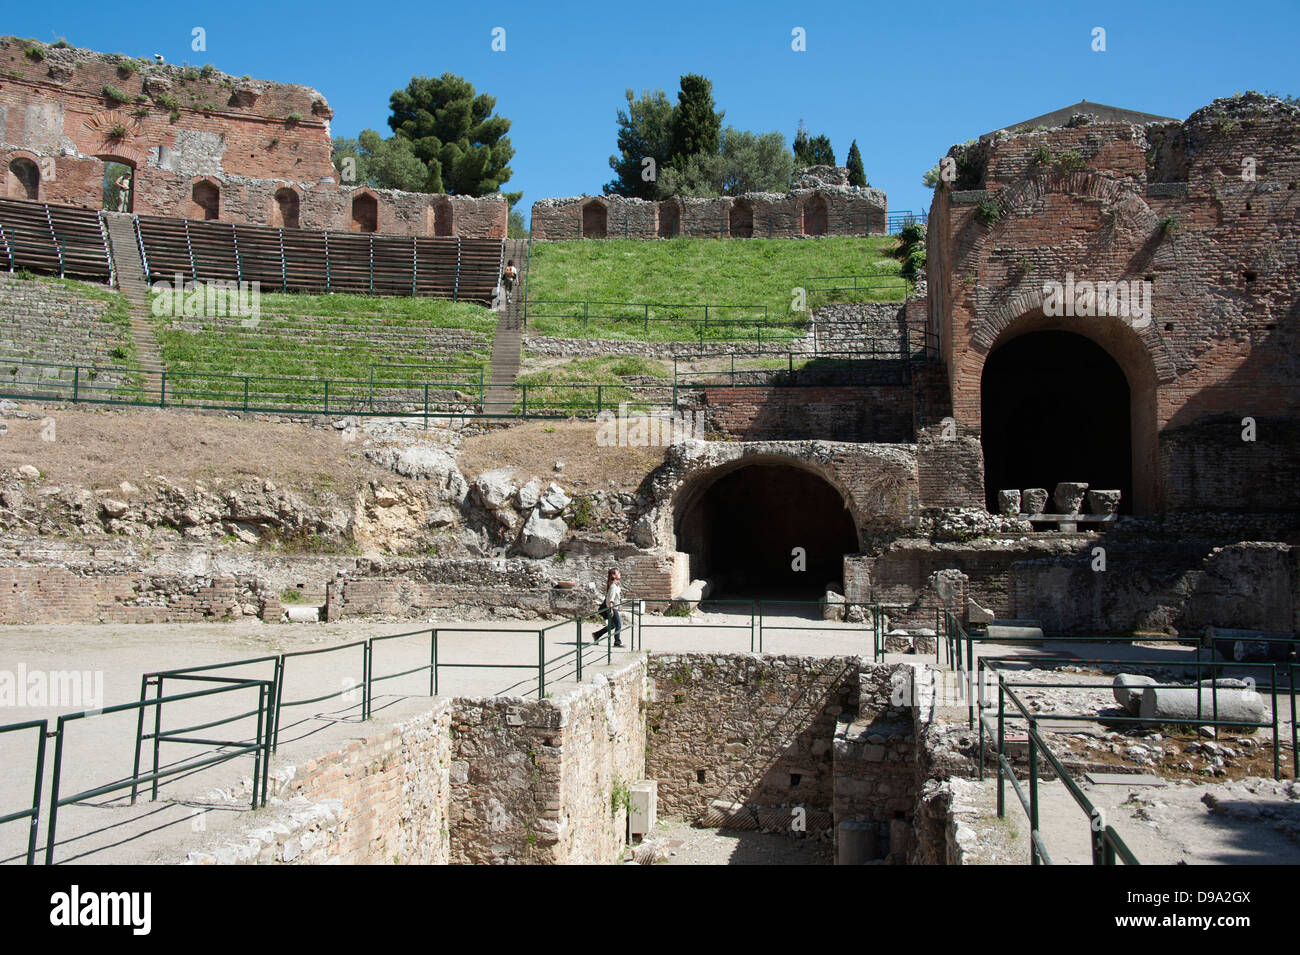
12, 1, 1299, 222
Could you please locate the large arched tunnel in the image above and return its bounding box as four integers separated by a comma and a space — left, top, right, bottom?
675, 461, 860, 599
981, 330, 1133, 513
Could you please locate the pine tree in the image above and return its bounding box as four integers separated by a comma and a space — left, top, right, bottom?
846, 140, 867, 187
667, 74, 723, 168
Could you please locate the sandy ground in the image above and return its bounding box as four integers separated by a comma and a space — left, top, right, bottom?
0, 609, 877, 865
633, 818, 833, 865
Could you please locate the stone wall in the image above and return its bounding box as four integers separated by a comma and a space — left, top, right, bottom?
0, 566, 243, 623
645, 653, 859, 820
0, 276, 134, 378
531, 185, 886, 240
0, 38, 505, 237
185, 657, 646, 865
833, 662, 921, 862
447, 657, 646, 864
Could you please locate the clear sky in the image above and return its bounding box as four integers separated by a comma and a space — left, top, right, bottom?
11, 0, 1299, 222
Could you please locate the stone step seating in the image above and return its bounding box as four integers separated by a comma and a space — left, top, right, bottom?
134, 214, 503, 305
0, 277, 136, 383
0, 198, 114, 282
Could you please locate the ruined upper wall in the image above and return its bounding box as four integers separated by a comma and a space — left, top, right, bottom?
0, 37, 506, 237
531, 182, 887, 240
926, 93, 1300, 512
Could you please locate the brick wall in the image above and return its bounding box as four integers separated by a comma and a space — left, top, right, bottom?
929, 95, 1300, 513
0, 38, 506, 237
0, 566, 239, 623
702, 385, 912, 442
531, 188, 886, 240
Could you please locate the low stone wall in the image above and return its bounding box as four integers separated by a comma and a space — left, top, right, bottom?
185, 657, 647, 865
186, 702, 454, 865
0, 566, 242, 623
0, 276, 133, 372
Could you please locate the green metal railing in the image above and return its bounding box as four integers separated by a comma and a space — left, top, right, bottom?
522, 300, 788, 343
802, 273, 911, 302
671, 347, 912, 397
0, 719, 47, 866
633, 597, 878, 653
48, 676, 275, 865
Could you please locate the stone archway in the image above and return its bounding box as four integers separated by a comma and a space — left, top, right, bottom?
804, 195, 828, 236
272, 187, 300, 229
6, 157, 39, 200
977, 310, 1161, 513
673, 456, 861, 598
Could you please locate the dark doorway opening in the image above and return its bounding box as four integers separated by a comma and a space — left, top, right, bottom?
981, 330, 1132, 513
677, 463, 858, 598
9, 158, 40, 200
581, 200, 606, 238
351, 193, 377, 233
273, 188, 300, 229
729, 199, 753, 238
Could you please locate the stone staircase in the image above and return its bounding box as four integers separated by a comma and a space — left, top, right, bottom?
102, 212, 164, 395
482, 238, 528, 414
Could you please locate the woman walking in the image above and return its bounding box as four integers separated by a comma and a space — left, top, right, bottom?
591, 568, 623, 647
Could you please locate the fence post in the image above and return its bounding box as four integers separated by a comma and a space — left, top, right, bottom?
576, 617, 583, 684
430, 630, 438, 696
423, 384, 429, 428
996, 681, 1006, 817
521, 384, 527, 416
644, 304, 649, 334
537, 631, 545, 700
243, 376, 249, 413
72, 366, 79, 403
159, 371, 166, 407
323, 379, 330, 415
596, 385, 602, 414
1028, 716, 1040, 865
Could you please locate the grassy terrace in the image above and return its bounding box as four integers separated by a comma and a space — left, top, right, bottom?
513, 355, 671, 412
524, 235, 904, 342
153, 291, 496, 391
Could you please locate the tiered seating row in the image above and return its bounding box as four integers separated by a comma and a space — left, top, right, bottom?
134, 216, 503, 304
0, 199, 114, 282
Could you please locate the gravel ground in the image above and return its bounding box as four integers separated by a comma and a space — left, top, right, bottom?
627, 818, 833, 865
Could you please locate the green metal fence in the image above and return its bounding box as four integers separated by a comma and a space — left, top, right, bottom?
522, 299, 791, 343
0, 719, 47, 866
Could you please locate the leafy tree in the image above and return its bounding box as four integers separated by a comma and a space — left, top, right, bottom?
921, 164, 942, 189
845, 140, 868, 187
658, 128, 793, 198
792, 120, 811, 166
331, 132, 428, 192
508, 208, 528, 238
667, 74, 723, 168
605, 88, 675, 198
387, 72, 519, 203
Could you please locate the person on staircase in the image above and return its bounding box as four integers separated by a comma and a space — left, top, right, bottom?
501, 259, 518, 306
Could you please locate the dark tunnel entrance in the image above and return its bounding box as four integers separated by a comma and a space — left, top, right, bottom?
676, 462, 859, 599
981, 330, 1132, 513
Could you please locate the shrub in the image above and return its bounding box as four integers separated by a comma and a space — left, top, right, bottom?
107, 123, 128, 140
286, 112, 303, 124
570, 495, 596, 529
1054, 149, 1086, 172
976, 198, 1001, 225
24, 45, 45, 62
102, 85, 131, 105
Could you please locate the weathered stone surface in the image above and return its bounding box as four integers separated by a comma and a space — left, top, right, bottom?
471, 469, 515, 510
1053, 482, 1089, 514
1086, 489, 1121, 514
518, 510, 566, 558
393, 447, 468, 501
822, 589, 846, 621
1139, 683, 1268, 728
1113, 673, 1157, 715
997, 489, 1021, 515
967, 597, 994, 625
539, 483, 571, 517
516, 479, 542, 510
1021, 488, 1048, 514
